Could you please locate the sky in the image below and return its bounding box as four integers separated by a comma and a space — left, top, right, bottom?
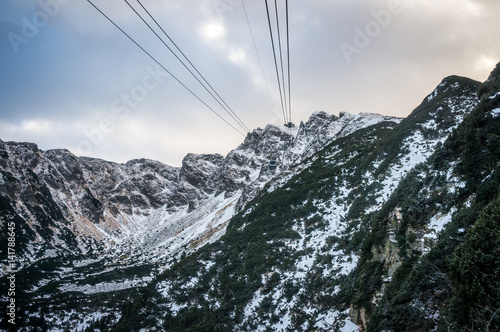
1, 0, 499, 166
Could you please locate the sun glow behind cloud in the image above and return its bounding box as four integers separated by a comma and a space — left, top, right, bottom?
475, 56, 498, 73
202, 22, 226, 41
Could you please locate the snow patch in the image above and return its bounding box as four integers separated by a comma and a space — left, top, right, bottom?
58, 276, 152, 294
424, 209, 455, 240
489, 91, 500, 100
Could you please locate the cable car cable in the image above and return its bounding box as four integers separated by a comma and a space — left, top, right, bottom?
286, 0, 292, 125
125, 0, 250, 134
273, 0, 289, 124
87, 0, 246, 137
241, 0, 279, 121
135, 0, 250, 133
264, 0, 288, 125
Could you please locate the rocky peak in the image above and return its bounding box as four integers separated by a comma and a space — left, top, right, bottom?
181, 153, 224, 175
0, 140, 40, 169
297, 111, 339, 137
177, 153, 225, 210
309, 110, 339, 122
241, 124, 293, 150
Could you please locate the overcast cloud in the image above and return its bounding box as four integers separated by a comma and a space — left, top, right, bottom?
1, 0, 499, 166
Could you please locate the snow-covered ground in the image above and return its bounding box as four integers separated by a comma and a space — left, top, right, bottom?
492, 108, 500, 117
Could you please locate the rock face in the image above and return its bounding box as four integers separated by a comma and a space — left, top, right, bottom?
0, 110, 400, 272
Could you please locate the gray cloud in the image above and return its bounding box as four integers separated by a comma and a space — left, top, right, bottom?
1, 0, 499, 166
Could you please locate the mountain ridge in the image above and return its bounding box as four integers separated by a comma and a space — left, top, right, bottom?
1, 65, 499, 331
0, 109, 400, 276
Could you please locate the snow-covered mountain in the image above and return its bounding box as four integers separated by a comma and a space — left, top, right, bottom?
0, 110, 399, 275
1, 63, 499, 331
145, 74, 487, 332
